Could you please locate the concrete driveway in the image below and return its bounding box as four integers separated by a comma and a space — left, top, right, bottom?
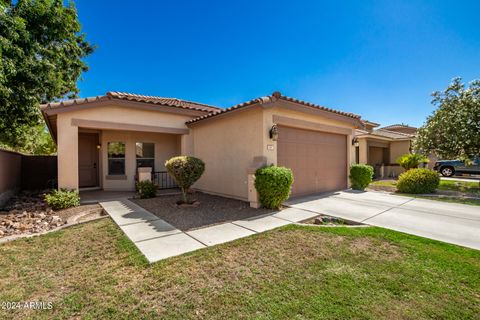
286, 190, 480, 250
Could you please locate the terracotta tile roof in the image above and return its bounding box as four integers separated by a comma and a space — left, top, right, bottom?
380, 123, 417, 131
107, 92, 220, 113
40, 95, 105, 109
355, 129, 370, 135
40, 92, 220, 113
361, 119, 380, 127
370, 129, 415, 139
186, 91, 361, 124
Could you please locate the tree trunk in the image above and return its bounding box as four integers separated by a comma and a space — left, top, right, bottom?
181, 188, 188, 204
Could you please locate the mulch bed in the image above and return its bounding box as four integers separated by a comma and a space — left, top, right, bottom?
132, 191, 276, 231
366, 185, 396, 193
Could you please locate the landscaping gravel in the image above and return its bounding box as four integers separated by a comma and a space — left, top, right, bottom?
132, 192, 276, 231
0, 191, 103, 238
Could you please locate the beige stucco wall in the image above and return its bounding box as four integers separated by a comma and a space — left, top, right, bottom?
189, 102, 357, 200
390, 140, 411, 163
101, 130, 180, 191
190, 108, 264, 200
384, 165, 404, 178
358, 138, 368, 164
57, 113, 79, 189
0, 149, 22, 206
262, 104, 356, 166
55, 104, 192, 190
264, 105, 356, 189
55, 100, 360, 196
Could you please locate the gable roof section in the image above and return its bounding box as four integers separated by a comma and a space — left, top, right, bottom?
372, 129, 415, 139
381, 123, 417, 130
186, 91, 361, 125
356, 128, 415, 141
380, 123, 417, 135
40, 91, 220, 114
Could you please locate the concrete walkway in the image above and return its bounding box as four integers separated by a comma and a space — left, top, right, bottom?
100, 199, 318, 263
286, 190, 480, 250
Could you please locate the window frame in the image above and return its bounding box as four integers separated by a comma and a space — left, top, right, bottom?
135, 142, 155, 171
107, 141, 126, 176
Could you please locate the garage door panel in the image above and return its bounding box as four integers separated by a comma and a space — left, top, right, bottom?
277, 126, 347, 196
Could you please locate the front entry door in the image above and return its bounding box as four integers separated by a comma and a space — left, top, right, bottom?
78, 133, 99, 187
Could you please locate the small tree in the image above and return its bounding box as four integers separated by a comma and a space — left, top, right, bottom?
414, 77, 479, 161
414, 77, 480, 186
396, 153, 429, 170
165, 156, 205, 204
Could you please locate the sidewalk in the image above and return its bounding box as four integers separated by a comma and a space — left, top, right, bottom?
100, 199, 318, 263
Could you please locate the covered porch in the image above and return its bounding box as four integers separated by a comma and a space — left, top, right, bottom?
357, 137, 411, 178
40, 91, 213, 193
58, 121, 189, 191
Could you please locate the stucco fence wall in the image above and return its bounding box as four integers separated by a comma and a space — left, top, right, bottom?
21, 155, 58, 190
0, 149, 22, 207
0, 149, 57, 207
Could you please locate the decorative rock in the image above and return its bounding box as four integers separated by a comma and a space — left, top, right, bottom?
0, 191, 68, 238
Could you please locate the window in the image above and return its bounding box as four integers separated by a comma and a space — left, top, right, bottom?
136, 142, 155, 171
108, 142, 125, 175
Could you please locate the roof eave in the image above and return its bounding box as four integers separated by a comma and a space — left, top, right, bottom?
40, 108, 57, 143
186, 93, 364, 128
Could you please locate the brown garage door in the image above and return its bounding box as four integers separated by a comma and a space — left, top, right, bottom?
277, 126, 347, 196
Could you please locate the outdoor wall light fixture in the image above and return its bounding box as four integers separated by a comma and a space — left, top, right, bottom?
269, 124, 279, 141
352, 137, 359, 147
96, 144, 102, 150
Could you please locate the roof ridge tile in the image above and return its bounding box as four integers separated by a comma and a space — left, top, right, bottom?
186, 92, 361, 124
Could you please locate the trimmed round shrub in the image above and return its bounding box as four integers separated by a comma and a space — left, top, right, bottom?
349, 164, 374, 191
396, 168, 440, 194
136, 180, 157, 199
255, 166, 294, 209
44, 189, 80, 210
165, 156, 205, 204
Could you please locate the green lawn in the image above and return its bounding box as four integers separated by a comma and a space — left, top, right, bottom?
1, 219, 479, 319
438, 179, 480, 194
369, 179, 480, 205
370, 179, 480, 193
412, 195, 480, 206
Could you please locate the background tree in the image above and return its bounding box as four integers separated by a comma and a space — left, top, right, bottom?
0, 0, 93, 152
414, 77, 480, 160
0, 122, 56, 155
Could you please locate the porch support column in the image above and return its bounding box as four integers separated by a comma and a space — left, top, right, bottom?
180, 131, 193, 156
57, 115, 79, 190
358, 138, 368, 164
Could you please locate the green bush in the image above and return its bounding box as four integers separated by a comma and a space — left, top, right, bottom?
396, 168, 440, 194
349, 164, 374, 190
255, 166, 294, 209
165, 156, 205, 204
136, 180, 157, 199
396, 153, 429, 170
44, 189, 80, 210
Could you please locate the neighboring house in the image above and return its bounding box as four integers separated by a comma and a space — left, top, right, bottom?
41, 91, 363, 205
354, 122, 417, 178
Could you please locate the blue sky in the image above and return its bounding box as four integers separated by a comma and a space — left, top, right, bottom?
75, 0, 480, 127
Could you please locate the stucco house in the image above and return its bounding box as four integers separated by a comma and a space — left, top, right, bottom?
41, 91, 364, 206
354, 121, 417, 178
